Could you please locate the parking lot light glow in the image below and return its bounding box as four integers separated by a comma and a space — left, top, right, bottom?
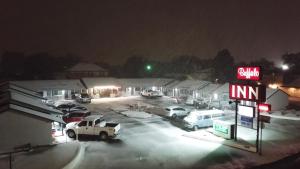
145, 64, 152, 71
281, 64, 289, 70
213, 93, 218, 100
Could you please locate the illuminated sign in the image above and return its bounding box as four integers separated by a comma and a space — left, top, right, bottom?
213, 120, 235, 139
229, 83, 266, 102
213, 123, 228, 134
238, 105, 255, 117
258, 103, 271, 112
237, 67, 261, 81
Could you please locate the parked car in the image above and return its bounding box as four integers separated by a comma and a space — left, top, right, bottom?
56, 103, 77, 112
164, 106, 190, 118
65, 115, 120, 140
68, 105, 88, 112
76, 93, 92, 103
62, 111, 91, 123
141, 89, 161, 97
183, 109, 225, 130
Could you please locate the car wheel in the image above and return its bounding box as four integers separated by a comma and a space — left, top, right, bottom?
193, 125, 199, 131
99, 132, 108, 140
172, 114, 177, 119
67, 130, 76, 138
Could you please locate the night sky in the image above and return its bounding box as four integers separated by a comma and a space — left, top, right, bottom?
1, 0, 300, 65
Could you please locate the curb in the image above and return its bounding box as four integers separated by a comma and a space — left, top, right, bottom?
62, 142, 86, 169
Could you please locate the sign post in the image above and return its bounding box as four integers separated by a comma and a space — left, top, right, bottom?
230, 66, 267, 155
258, 103, 271, 155
256, 103, 260, 154
234, 100, 238, 141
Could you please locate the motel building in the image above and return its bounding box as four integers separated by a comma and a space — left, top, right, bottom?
0, 82, 64, 151
12, 80, 86, 101
82, 77, 173, 98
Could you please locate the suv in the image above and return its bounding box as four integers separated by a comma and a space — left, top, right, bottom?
165, 106, 190, 118
76, 93, 92, 103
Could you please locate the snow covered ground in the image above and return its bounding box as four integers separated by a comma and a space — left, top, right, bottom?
121, 110, 152, 118
3, 96, 300, 169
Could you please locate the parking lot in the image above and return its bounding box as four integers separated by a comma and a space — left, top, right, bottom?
62, 96, 236, 169
50, 96, 300, 169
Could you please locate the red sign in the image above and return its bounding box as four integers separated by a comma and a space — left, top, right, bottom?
229, 83, 266, 102
237, 67, 261, 81
258, 103, 271, 112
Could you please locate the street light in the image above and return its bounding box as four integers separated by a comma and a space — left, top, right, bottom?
281, 64, 289, 70
145, 64, 152, 72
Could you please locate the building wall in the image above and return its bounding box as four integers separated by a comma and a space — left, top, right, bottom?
266, 91, 289, 111
0, 110, 52, 151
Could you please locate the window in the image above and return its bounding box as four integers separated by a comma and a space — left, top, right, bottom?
78, 121, 87, 127
212, 114, 223, 118
197, 116, 202, 120
88, 121, 93, 126
95, 118, 104, 125
174, 108, 185, 111
53, 90, 63, 96
204, 115, 211, 119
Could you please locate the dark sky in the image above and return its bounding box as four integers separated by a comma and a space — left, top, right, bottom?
1, 0, 300, 65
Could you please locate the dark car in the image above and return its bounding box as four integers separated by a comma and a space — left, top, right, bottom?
56, 103, 77, 112
68, 105, 88, 112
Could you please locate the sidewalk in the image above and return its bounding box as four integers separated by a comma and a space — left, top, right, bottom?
182, 126, 300, 168
0, 141, 80, 169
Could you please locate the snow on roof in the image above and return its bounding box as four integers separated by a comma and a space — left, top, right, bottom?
213, 83, 229, 94
9, 104, 64, 123
10, 91, 62, 115
12, 80, 85, 91
172, 80, 211, 90
9, 83, 44, 99
118, 78, 174, 87
82, 77, 121, 88
200, 83, 222, 94
68, 63, 107, 72
165, 80, 181, 88
266, 88, 289, 99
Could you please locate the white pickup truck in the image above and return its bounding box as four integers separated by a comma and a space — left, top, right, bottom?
65, 115, 120, 140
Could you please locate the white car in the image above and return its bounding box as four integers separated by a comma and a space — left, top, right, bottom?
140, 89, 161, 97
165, 106, 190, 118
76, 93, 92, 103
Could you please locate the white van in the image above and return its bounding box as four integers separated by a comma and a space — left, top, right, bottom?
183, 109, 224, 130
